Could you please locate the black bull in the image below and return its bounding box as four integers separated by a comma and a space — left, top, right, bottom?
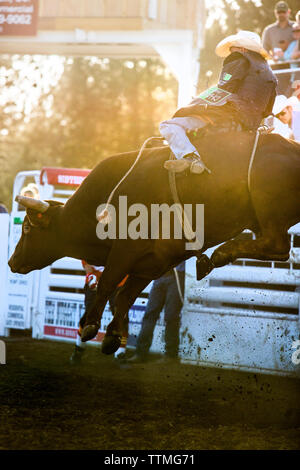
8, 131, 300, 354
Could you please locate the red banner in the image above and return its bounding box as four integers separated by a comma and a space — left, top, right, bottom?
44, 325, 105, 342
40, 167, 91, 187
0, 0, 39, 36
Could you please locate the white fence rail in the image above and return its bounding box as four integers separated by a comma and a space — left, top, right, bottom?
181, 223, 300, 376
188, 286, 299, 310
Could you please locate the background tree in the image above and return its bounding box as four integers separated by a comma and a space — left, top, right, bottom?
0, 57, 177, 208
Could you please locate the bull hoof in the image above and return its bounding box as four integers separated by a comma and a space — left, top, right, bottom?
196, 254, 215, 280
81, 324, 99, 342
101, 335, 122, 355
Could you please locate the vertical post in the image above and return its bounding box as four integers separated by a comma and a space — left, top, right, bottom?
153, 36, 198, 107
148, 0, 158, 19
0, 214, 9, 336
32, 266, 49, 339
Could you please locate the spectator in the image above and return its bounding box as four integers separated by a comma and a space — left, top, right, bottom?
262, 2, 294, 55
18, 183, 40, 210
18, 187, 35, 211
262, 1, 295, 94
0, 201, 8, 213
20, 188, 35, 199
272, 94, 300, 141
278, 39, 289, 53
26, 183, 39, 198
128, 262, 185, 364
291, 79, 300, 100
282, 23, 300, 87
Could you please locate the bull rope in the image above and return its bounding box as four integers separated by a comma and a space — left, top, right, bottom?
173, 267, 184, 304
248, 129, 260, 192
97, 136, 164, 224
168, 169, 198, 242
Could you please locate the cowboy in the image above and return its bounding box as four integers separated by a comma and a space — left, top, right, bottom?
162, 31, 277, 174
272, 94, 300, 141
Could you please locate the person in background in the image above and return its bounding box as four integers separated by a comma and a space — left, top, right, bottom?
18, 183, 40, 210
0, 201, 8, 213
278, 39, 290, 54
20, 187, 35, 199
262, 1, 295, 94
291, 79, 300, 100
70, 262, 128, 365
21, 183, 39, 199
271, 94, 300, 141
128, 262, 185, 364
281, 23, 300, 90
262, 2, 294, 56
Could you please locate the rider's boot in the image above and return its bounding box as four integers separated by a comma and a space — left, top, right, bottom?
164, 153, 210, 174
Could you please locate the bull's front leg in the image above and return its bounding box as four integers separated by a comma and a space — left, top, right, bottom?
81, 247, 135, 342
80, 283, 111, 342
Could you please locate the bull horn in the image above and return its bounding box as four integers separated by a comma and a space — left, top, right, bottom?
15, 195, 50, 213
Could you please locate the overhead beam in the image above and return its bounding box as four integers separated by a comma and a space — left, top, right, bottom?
0, 29, 193, 46
0, 29, 199, 105
0, 42, 158, 58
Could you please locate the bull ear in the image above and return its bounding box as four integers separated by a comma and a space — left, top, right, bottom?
25, 200, 64, 228
26, 208, 52, 228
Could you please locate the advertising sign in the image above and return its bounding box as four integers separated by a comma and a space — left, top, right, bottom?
0, 0, 39, 36
6, 215, 33, 329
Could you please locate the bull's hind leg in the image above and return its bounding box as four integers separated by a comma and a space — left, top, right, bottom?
210, 230, 290, 268
211, 145, 299, 269
102, 276, 150, 355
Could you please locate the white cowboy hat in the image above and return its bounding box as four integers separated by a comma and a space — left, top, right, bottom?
272, 94, 299, 115
215, 30, 270, 59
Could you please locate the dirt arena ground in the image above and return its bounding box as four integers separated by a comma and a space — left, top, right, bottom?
0, 337, 299, 450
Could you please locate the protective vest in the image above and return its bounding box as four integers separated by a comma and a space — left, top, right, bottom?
221, 50, 277, 130
173, 51, 277, 130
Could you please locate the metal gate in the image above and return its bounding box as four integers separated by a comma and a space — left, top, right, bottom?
5, 171, 41, 332
181, 228, 300, 376
0, 213, 9, 336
